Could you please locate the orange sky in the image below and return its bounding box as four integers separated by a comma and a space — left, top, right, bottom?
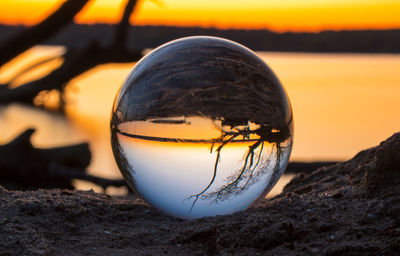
0, 0, 400, 32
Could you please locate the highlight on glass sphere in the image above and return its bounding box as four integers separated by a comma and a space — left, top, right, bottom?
111, 36, 293, 219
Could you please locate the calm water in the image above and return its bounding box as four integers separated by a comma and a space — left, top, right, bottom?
0, 46, 399, 194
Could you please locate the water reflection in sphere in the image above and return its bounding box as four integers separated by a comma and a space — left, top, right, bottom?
111, 36, 293, 219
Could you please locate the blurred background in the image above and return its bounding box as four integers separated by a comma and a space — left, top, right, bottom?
0, 0, 399, 194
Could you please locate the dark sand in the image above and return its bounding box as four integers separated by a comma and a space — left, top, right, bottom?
1, 133, 399, 255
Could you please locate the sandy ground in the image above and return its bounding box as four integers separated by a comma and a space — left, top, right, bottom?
1, 132, 399, 255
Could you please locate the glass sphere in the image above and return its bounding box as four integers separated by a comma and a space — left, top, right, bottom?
111, 36, 293, 219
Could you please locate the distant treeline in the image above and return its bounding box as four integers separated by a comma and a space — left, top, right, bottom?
1, 23, 399, 53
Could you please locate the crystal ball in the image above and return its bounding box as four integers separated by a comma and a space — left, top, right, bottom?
111, 36, 293, 219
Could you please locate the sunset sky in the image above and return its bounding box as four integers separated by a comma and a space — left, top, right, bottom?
1, 0, 400, 32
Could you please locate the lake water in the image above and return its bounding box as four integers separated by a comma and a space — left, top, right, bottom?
0, 46, 399, 195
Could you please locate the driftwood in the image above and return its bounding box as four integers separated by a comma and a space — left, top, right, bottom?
0, 0, 143, 108
0, 128, 125, 190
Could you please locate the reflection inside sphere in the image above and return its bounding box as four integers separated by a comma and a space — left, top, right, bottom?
111, 36, 293, 219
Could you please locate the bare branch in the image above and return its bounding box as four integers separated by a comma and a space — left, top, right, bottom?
0, 0, 143, 107
0, 43, 142, 105
5, 55, 62, 87
0, 0, 90, 68
114, 0, 139, 47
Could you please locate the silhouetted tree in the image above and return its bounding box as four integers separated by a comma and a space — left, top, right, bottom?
0, 0, 142, 109
0, 0, 144, 190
